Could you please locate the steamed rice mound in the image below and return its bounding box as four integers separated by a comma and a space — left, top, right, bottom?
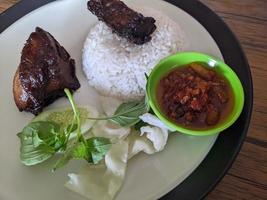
83, 7, 186, 100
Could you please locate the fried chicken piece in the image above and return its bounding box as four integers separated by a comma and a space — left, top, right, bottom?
87, 0, 157, 45
13, 27, 80, 115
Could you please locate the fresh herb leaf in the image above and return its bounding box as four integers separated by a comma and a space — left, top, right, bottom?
17, 121, 63, 166
111, 98, 149, 127
72, 137, 111, 164
87, 98, 149, 127
85, 137, 111, 164
53, 137, 111, 171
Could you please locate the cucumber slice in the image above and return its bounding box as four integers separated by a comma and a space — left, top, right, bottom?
32, 106, 99, 139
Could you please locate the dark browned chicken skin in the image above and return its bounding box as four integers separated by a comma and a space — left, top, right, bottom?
87, 0, 157, 45
13, 27, 80, 115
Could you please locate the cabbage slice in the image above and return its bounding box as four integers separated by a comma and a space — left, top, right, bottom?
92, 121, 131, 140
128, 130, 156, 159
127, 113, 170, 159
140, 126, 168, 152
65, 140, 128, 200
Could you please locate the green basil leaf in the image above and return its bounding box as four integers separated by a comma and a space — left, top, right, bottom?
86, 137, 111, 154
91, 151, 105, 164
72, 137, 111, 164
17, 121, 62, 166
53, 137, 112, 171
110, 98, 149, 127
86, 137, 111, 164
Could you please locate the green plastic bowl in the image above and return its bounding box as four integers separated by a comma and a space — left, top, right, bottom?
147, 52, 245, 136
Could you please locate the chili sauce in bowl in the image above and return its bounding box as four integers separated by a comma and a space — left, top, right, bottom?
147, 52, 244, 136
157, 63, 234, 130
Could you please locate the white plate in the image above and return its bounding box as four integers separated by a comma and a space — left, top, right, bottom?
0, 0, 223, 199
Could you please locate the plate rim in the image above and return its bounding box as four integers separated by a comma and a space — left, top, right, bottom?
0, 0, 253, 200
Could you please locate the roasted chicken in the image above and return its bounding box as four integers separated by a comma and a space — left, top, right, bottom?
13, 27, 80, 115
87, 0, 157, 45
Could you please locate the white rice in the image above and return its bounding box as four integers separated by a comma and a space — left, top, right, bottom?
83, 7, 186, 100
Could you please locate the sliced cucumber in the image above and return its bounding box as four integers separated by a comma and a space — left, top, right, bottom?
32, 106, 99, 139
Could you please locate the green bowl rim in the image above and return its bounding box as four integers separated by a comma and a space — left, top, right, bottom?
147, 52, 245, 136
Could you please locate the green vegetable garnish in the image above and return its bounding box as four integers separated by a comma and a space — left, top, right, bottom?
86, 97, 150, 127
53, 137, 111, 171
17, 121, 63, 166
17, 89, 112, 170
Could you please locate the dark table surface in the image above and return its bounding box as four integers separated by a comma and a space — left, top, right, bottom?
1, 0, 266, 199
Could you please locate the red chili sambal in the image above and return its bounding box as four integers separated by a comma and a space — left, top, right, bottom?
157, 63, 234, 130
